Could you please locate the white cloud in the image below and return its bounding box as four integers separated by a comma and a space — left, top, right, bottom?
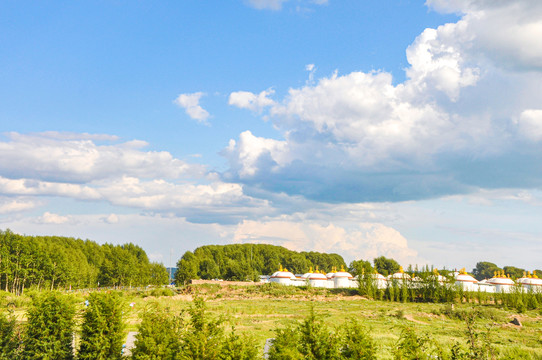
36, 212, 71, 224
228, 89, 275, 112
245, 0, 288, 10
517, 109, 542, 141
0, 197, 37, 214
103, 213, 119, 224
0, 177, 102, 200
427, 0, 542, 71
173, 92, 210, 123
233, 220, 420, 265
0, 132, 271, 223
224, 131, 289, 177
224, 0, 542, 202
0, 132, 205, 183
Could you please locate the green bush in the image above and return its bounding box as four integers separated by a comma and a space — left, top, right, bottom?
78, 291, 126, 360
393, 326, 433, 360
220, 327, 261, 360
131, 304, 183, 360
297, 308, 341, 359
340, 319, 377, 359
267, 327, 303, 360
0, 311, 21, 359
22, 291, 76, 360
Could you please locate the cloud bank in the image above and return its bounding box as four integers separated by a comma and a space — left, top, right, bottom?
226, 0, 542, 203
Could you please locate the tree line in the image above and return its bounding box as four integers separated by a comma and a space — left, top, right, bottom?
0, 229, 169, 295
174, 244, 347, 284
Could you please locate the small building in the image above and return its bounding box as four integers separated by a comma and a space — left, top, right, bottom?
455, 269, 478, 291
333, 267, 354, 288
269, 265, 296, 285
487, 271, 515, 293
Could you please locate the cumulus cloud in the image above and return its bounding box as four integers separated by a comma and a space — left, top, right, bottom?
35, 212, 72, 224
517, 109, 542, 141
233, 220, 419, 264
224, 0, 542, 203
0, 132, 270, 223
102, 213, 119, 224
0, 132, 205, 183
0, 197, 37, 214
228, 89, 275, 112
174, 92, 210, 123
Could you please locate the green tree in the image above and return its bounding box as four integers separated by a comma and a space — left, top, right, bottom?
393, 326, 432, 360
348, 260, 373, 277
78, 292, 125, 360
0, 311, 21, 359
23, 292, 76, 360
340, 319, 377, 359
502, 266, 525, 279
296, 308, 341, 360
472, 262, 501, 281
267, 327, 303, 360
179, 297, 224, 359
373, 256, 400, 276
175, 251, 199, 285
131, 304, 183, 360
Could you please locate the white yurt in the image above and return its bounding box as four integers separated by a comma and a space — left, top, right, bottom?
333, 266, 353, 288
308, 272, 328, 288
455, 269, 478, 291
518, 272, 542, 292
269, 265, 295, 285
371, 272, 388, 289
487, 271, 515, 293
477, 279, 495, 293
389, 267, 411, 283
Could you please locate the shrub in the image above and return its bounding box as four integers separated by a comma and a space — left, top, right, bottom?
220, 327, 261, 360
340, 319, 377, 360
296, 308, 341, 360
393, 326, 432, 360
0, 311, 21, 359
267, 327, 303, 360
78, 291, 126, 360
22, 292, 76, 360
131, 304, 183, 360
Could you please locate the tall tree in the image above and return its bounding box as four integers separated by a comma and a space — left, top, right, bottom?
23, 292, 76, 360
373, 256, 400, 276
78, 292, 126, 360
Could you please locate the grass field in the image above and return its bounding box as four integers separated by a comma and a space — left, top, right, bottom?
3, 283, 542, 359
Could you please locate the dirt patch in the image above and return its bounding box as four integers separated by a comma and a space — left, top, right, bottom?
404, 314, 429, 325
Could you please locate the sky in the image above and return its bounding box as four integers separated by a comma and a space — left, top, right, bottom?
1, 0, 542, 272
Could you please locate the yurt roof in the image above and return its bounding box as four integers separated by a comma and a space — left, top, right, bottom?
455, 273, 477, 283
487, 277, 515, 285
271, 271, 296, 279
308, 273, 328, 280
333, 271, 353, 279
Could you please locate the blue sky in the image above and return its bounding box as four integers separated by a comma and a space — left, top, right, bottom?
1, 0, 541, 272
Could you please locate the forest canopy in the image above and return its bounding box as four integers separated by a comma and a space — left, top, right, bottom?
0, 229, 169, 294
175, 243, 346, 284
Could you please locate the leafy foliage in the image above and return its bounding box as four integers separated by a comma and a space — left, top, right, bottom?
132, 297, 261, 359
472, 262, 502, 281
0, 311, 21, 359
131, 304, 183, 360
0, 229, 169, 293
175, 244, 346, 283
340, 319, 377, 360
373, 256, 400, 276
78, 292, 126, 360
22, 292, 76, 360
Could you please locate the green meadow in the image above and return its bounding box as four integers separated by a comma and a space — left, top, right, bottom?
2, 283, 542, 359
